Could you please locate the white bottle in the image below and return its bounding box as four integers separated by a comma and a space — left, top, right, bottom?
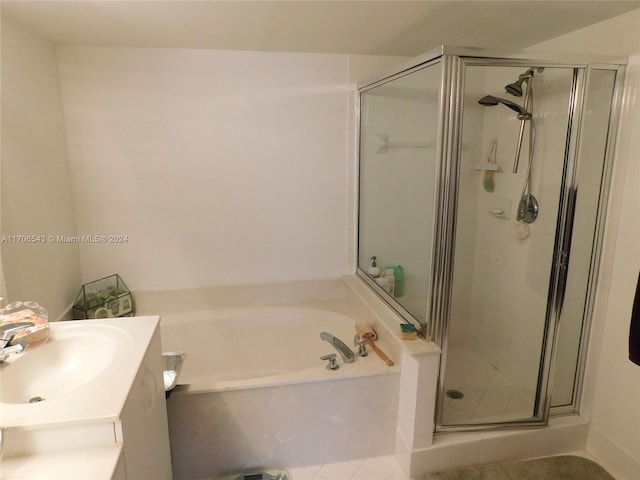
375, 276, 389, 291
384, 268, 395, 296
368, 256, 381, 278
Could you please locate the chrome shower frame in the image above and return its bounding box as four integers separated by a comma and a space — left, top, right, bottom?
356, 46, 626, 432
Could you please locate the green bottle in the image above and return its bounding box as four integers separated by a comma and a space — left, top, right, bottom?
386, 265, 404, 297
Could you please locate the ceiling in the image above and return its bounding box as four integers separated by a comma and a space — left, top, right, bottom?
2, 1, 639, 57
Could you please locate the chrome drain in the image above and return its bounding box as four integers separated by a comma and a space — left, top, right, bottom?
29, 396, 44, 403
446, 389, 464, 400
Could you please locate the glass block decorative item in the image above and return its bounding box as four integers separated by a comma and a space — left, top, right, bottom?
72, 274, 134, 320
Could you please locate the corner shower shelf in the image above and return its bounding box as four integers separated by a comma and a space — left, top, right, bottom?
474, 162, 499, 171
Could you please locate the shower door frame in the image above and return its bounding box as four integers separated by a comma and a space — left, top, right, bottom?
546, 62, 625, 416
432, 54, 626, 432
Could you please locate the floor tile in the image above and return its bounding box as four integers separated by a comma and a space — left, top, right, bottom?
352, 455, 402, 479
298, 454, 411, 480
313, 459, 363, 479
287, 464, 323, 479
442, 344, 537, 425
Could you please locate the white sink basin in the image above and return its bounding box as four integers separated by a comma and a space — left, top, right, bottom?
0, 323, 129, 404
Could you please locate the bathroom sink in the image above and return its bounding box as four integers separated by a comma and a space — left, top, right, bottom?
0, 316, 158, 432
0, 323, 129, 404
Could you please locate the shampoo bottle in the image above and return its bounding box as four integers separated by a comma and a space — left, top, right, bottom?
386, 265, 404, 297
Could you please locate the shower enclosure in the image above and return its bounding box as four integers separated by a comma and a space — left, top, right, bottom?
357, 47, 624, 431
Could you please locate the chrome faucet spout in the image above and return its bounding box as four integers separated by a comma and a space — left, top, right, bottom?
0, 321, 35, 348
320, 331, 356, 364
0, 321, 35, 363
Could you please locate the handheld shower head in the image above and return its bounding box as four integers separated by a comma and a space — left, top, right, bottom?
478, 95, 499, 106
478, 95, 532, 119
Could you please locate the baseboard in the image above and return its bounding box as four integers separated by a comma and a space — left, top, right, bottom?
406, 416, 589, 478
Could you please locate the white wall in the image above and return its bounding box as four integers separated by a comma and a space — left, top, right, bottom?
1, 15, 81, 319
527, 9, 640, 479
2, 7, 403, 313
56, 47, 357, 291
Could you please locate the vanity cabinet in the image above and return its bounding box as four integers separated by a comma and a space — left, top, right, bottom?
115, 325, 172, 479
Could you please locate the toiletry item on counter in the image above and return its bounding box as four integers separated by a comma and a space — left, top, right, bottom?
354, 322, 394, 366
386, 265, 405, 297
368, 256, 381, 278
375, 276, 389, 292
375, 270, 395, 295
400, 323, 418, 340
370, 340, 394, 366
384, 268, 395, 296
0, 301, 50, 346
355, 322, 377, 342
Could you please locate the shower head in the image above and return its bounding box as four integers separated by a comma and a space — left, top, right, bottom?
505, 79, 526, 97
478, 95, 532, 119
505, 67, 544, 97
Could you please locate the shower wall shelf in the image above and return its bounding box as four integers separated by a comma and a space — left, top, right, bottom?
488, 196, 512, 219
474, 162, 499, 171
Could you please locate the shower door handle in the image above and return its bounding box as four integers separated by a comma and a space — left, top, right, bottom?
555, 250, 570, 269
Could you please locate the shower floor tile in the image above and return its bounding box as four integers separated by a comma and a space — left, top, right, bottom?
442, 344, 535, 425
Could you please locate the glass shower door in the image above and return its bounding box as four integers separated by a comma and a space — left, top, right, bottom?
438, 64, 578, 428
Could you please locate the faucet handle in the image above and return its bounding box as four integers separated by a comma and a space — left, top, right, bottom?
354, 335, 369, 357
320, 354, 339, 370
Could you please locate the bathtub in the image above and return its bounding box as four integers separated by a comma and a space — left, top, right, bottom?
160, 306, 400, 480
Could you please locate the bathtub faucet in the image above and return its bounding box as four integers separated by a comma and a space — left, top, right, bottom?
320, 331, 356, 364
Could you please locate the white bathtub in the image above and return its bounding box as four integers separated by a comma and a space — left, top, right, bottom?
161, 306, 393, 392
160, 306, 400, 479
